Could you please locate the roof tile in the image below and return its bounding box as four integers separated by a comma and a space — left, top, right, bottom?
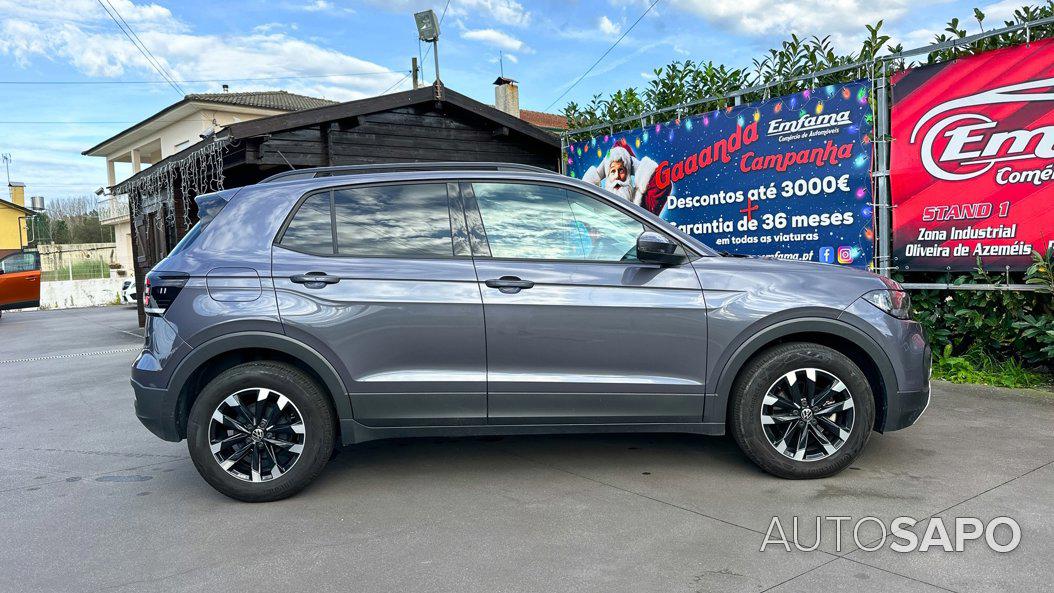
185, 90, 337, 112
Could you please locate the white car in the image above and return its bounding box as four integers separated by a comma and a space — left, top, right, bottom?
121, 279, 137, 304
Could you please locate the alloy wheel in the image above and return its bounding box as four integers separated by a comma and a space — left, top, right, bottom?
760, 368, 855, 462
208, 388, 306, 482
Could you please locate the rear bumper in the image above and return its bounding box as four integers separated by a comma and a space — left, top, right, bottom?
131, 377, 182, 442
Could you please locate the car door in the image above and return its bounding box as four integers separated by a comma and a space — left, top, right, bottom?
0, 251, 41, 310
463, 181, 709, 425
272, 181, 487, 427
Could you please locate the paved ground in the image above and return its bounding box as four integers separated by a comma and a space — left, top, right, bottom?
1, 306, 1052, 593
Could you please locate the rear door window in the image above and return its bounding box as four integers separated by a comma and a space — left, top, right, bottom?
332, 184, 454, 258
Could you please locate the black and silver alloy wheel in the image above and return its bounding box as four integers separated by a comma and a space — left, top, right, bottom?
188, 361, 336, 501
760, 368, 855, 462
730, 342, 875, 479
209, 388, 306, 483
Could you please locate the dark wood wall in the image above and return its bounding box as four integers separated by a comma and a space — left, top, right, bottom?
226, 104, 559, 181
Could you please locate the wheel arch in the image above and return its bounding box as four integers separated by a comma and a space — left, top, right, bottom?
168, 332, 351, 441
709, 318, 898, 432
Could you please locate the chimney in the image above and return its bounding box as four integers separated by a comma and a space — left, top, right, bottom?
8, 182, 26, 207
493, 76, 519, 117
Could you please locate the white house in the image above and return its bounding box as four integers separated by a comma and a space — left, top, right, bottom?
83, 90, 335, 274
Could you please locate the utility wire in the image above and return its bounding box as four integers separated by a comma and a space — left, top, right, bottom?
102, 0, 186, 95
543, 0, 664, 112
0, 70, 408, 85
381, 72, 412, 94
94, 0, 184, 96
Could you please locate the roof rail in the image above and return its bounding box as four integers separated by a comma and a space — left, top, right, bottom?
259, 162, 557, 183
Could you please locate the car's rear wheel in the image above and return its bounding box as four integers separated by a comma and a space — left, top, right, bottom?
187, 361, 336, 502
730, 342, 875, 479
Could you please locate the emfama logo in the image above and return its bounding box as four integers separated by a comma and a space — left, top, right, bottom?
766, 111, 852, 136
910, 77, 1054, 181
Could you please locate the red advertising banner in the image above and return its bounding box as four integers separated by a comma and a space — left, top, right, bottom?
890, 39, 1054, 271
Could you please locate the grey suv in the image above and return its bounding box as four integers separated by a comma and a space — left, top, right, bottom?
131, 163, 930, 502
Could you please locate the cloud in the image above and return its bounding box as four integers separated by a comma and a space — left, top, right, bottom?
461, 27, 530, 52
0, 1, 406, 101
553, 14, 627, 42
295, 0, 354, 13
667, 0, 941, 51
456, 0, 530, 27
361, 0, 530, 27
300, 0, 333, 10
488, 52, 518, 64
0, 0, 178, 30
598, 15, 621, 37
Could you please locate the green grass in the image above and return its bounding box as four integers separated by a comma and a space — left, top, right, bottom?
932, 345, 1049, 389
41, 259, 111, 282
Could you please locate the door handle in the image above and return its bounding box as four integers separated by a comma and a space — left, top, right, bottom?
290, 272, 340, 289
485, 276, 534, 293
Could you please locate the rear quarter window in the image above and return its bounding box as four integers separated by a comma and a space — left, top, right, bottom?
279, 193, 334, 255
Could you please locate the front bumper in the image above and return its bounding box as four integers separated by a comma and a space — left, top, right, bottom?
881, 383, 931, 431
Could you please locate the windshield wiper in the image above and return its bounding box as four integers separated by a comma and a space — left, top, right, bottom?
718, 250, 749, 258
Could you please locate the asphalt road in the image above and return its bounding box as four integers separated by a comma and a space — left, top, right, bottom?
1, 306, 1052, 593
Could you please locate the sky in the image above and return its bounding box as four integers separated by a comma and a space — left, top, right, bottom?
0, 0, 1034, 200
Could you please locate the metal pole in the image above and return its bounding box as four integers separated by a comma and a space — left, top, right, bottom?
874, 63, 892, 277
559, 135, 568, 175
432, 39, 441, 84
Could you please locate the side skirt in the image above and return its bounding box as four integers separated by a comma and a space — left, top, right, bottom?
339, 418, 726, 445
0, 300, 40, 311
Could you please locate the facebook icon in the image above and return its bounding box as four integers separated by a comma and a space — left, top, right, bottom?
819, 246, 835, 264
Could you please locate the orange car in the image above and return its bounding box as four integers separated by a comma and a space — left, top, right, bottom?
0, 250, 41, 318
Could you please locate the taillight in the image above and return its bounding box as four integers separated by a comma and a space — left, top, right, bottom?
144, 271, 189, 316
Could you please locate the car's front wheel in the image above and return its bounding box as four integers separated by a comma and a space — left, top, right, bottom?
730, 342, 875, 479
187, 361, 336, 502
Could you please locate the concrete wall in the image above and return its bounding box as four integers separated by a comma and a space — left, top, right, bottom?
40, 277, 123, 310
111, 221, 134, 274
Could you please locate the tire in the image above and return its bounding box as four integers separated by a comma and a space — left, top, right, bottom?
730, 342, 875, 479
187, 361, 336, 502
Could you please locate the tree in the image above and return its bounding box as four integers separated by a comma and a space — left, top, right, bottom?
561, 3, 1054, 136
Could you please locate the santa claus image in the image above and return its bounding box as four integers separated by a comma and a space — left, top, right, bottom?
581, 138, 670, 215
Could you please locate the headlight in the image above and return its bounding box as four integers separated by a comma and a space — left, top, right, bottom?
862, 289, 912, 319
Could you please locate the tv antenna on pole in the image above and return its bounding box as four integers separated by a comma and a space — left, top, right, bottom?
1, 153, 11, 186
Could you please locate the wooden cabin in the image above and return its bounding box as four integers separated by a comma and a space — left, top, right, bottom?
112, 84, 562, 324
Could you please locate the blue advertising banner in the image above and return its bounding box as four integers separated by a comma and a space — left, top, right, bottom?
566, 79, 875, 268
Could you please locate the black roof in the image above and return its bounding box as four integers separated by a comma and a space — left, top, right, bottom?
224, 85, 558, 146
113, 85, 560, 191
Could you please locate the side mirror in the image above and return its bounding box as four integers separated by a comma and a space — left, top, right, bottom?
636, 231, 684, 266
